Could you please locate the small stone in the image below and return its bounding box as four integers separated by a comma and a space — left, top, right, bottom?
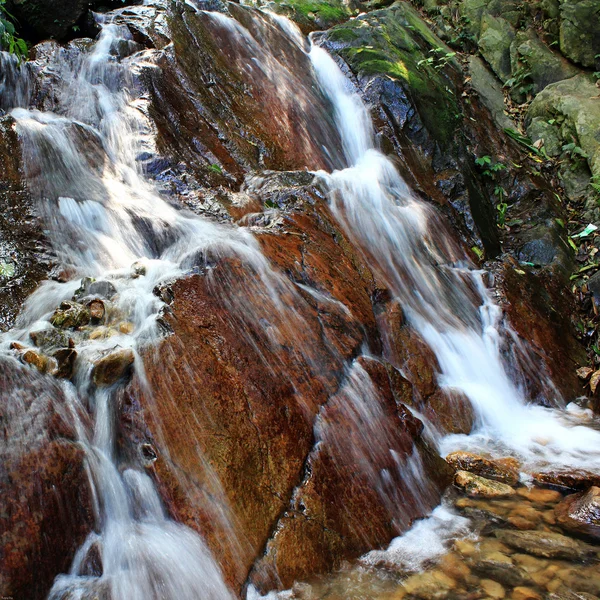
21, 349, 50, 373
402, 570, 456, 599
511, 586, 541, 600
92, 348, 135, 386
480, 578, 506, 599
439, 553, 471, 582
517, 487, 562, 504
118, 321, 134, 335
52, 348, 77, 379
532, 471, 600, 491
88, 299, 105, 323
10, 341, 27, 350
446, 451, 520, 485
30, 327, 70, 350
495, 530, 593, 560
471, 551, 530, 587
454, 539, 477, 557
89, 280, 117, 299
50, 301, 91, 329
508, 516, 537, 530
131, 261, 147, 277
455, 470, 516, 498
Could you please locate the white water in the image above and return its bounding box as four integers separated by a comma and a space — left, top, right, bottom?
3, 5, 600, 599
309, 45, 600, 473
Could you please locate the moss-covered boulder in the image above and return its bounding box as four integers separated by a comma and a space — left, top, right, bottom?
510, 29, 579, 95
527, 74, 600, 181
558, 0, 600, 68
478, 14, 515, 82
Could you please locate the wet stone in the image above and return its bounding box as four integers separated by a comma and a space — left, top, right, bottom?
92, 347, 135, 386
52, 348, 77, 380
532, 471, 600, 492
495, 530, 593, 560
29, 327, 71, 350
446, 451, 520, 485
480, 578, 506, 599
21, 349, 54, 374
454, 470, 517, 498
470, 551, 531, 587
517, 487, 562, 504
88, 299, 106, 323
50, 301, 91, 329
555, 487, 600, 541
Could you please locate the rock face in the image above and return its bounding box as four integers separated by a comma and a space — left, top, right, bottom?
130, 183, 453, 591
0, 358, 94, 600
0, 117, 53, 331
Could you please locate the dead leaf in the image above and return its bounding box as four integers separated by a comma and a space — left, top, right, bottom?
590, 369, 600, 393
577, 366, 593, 380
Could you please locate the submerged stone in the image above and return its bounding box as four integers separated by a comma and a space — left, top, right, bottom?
495, 529, 593, 560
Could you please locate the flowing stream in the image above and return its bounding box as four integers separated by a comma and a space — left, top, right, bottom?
1, 3, 600, 599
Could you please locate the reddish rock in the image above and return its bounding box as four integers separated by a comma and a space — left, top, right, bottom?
532, 470, 600, 491
131, 199, 451, 593
555, 487, 600, 541
0, 359, 94, 600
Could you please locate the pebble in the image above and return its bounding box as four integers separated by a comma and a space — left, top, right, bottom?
517, 488, 562, 504
480, 578, 505, 598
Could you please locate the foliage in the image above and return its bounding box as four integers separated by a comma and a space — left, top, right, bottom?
0, 0, 27, 59
475, 155, 506, 178
417, 47, 456, 70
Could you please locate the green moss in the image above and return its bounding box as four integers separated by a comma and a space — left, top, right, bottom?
283, 0, 349, 23
328, 26, 360, 42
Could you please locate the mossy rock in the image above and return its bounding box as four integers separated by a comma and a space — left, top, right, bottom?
527, 74, 600, 180
322, 2, 461, 146
509, 28, 579, 96
478, 14, 515, 82
558, 0, 600, 68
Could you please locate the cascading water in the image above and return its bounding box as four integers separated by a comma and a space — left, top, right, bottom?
2, 1, 600, 598
309, 45, 600, 471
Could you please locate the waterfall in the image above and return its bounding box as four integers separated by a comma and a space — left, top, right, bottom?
309, 44, 600, 472
2, 3, 600, 599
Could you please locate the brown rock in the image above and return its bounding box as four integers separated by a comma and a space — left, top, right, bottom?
495, 530, 593, 560
555, 486, 600, 541
52, 348, 77, 379
480, 578, 506, 599
532, 470, 600, 491
517, 487, 562, 503
511, 587, 542, 600
0, 359, 93, 599
88, 299, 105, 322
446, 451, 520, 484
92, 347, 135, 386
454, 470, 516, 498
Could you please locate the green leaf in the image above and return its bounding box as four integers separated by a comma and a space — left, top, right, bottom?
0, 261, 15, 277
572, 223, 598, 238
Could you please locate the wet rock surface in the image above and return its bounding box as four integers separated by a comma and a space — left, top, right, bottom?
555, 487, 600, 541
0, 359, 94, 600
0, 117, 53, 332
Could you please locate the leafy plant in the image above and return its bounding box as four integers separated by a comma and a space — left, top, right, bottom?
475, 155, 506, 177
417, 48, 456, 70
562, 142, 588, 160
0, 0, 27, 60
208, 163, 223, 175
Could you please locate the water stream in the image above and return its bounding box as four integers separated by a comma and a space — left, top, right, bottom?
1, 3, 600, 599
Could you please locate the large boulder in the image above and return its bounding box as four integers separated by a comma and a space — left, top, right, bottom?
558, 0, 600, 68
527, 74, 600, 181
